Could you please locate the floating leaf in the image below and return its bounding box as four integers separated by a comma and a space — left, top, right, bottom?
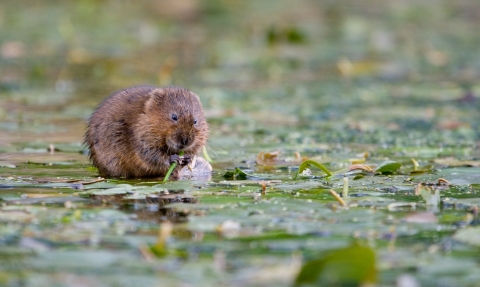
295, 243, 377, 286
294, 160, 333, 179
375, 161, 401, 174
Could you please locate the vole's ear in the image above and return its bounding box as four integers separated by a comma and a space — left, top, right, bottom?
144, 88, 167, 113
150, 88, 167, 102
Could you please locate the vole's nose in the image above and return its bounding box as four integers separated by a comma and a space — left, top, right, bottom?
180, 137, 189, 147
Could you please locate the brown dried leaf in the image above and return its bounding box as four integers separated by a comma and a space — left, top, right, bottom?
349, 164, 374, 173
256, 151, 281, 166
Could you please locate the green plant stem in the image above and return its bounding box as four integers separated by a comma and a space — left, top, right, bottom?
163, 151, 185, 182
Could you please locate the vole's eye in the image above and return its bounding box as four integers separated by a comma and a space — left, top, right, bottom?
194, 119, 197, 125
171, 114, 178, 121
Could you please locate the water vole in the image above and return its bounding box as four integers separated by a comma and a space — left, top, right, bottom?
85, 85, 210, 179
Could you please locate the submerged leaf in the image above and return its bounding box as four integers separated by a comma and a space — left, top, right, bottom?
295, 243, 377, 286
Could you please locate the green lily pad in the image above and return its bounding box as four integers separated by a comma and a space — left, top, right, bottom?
295, 243, 377, 286
375, 161, 402, 174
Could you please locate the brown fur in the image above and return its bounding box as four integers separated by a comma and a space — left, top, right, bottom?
84, 86, 209, 178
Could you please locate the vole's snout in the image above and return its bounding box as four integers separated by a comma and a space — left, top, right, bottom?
177, 134, 194, 149
180, 136, 189, 147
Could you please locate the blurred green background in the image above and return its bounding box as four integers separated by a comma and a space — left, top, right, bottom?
1, 0, 479, 148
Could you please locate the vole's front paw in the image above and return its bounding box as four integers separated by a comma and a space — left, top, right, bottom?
178, 154, 191, 166
170, 154, 191, 166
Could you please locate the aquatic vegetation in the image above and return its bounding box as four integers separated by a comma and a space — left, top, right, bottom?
1, 0, 480, 286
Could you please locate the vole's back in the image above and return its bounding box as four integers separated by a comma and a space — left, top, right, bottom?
85, 86, 155, 177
